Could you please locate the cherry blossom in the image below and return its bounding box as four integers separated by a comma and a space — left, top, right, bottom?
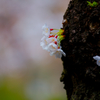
93, 55, 100, 66
42, 24, 50, 37
40, 24, 66, 58
50, 46, 66, 58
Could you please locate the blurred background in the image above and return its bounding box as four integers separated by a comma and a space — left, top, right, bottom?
0, 0, 70, 100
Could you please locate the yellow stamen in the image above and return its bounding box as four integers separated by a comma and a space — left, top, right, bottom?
51, 45, 56, 49
45, 28, 49, 33
52, 38, 55, 42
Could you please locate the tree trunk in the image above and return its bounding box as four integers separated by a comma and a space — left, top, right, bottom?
60, 0, 100, 100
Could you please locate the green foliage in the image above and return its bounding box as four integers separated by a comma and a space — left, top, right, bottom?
56, 29, 65, 47
0, 77, 28, 100
87, 1, 98, 7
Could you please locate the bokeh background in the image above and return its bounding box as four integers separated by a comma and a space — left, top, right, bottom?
0, 0, 70, 100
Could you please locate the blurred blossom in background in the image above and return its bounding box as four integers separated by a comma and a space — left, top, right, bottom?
0, 0, 70, 100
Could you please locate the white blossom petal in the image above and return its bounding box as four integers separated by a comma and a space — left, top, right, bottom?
47, 43, 58, 52
97, 61, 100, 66
93, 55, 100, 60
93, 55, 100, 66
42, 24, 50, 37
40, 36, 48, 50
46, 37, 57, 44
48, 45, 66, 58
54, 49, 66, 58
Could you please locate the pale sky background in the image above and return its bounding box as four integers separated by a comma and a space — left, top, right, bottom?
0, 0, 70, 100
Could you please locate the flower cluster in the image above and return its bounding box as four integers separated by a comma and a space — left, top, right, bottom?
40, 24, 66, 58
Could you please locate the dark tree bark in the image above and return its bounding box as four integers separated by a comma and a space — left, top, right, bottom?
60, 0, 100, 100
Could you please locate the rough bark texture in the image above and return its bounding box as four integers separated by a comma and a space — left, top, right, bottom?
60, 0, 100, 100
